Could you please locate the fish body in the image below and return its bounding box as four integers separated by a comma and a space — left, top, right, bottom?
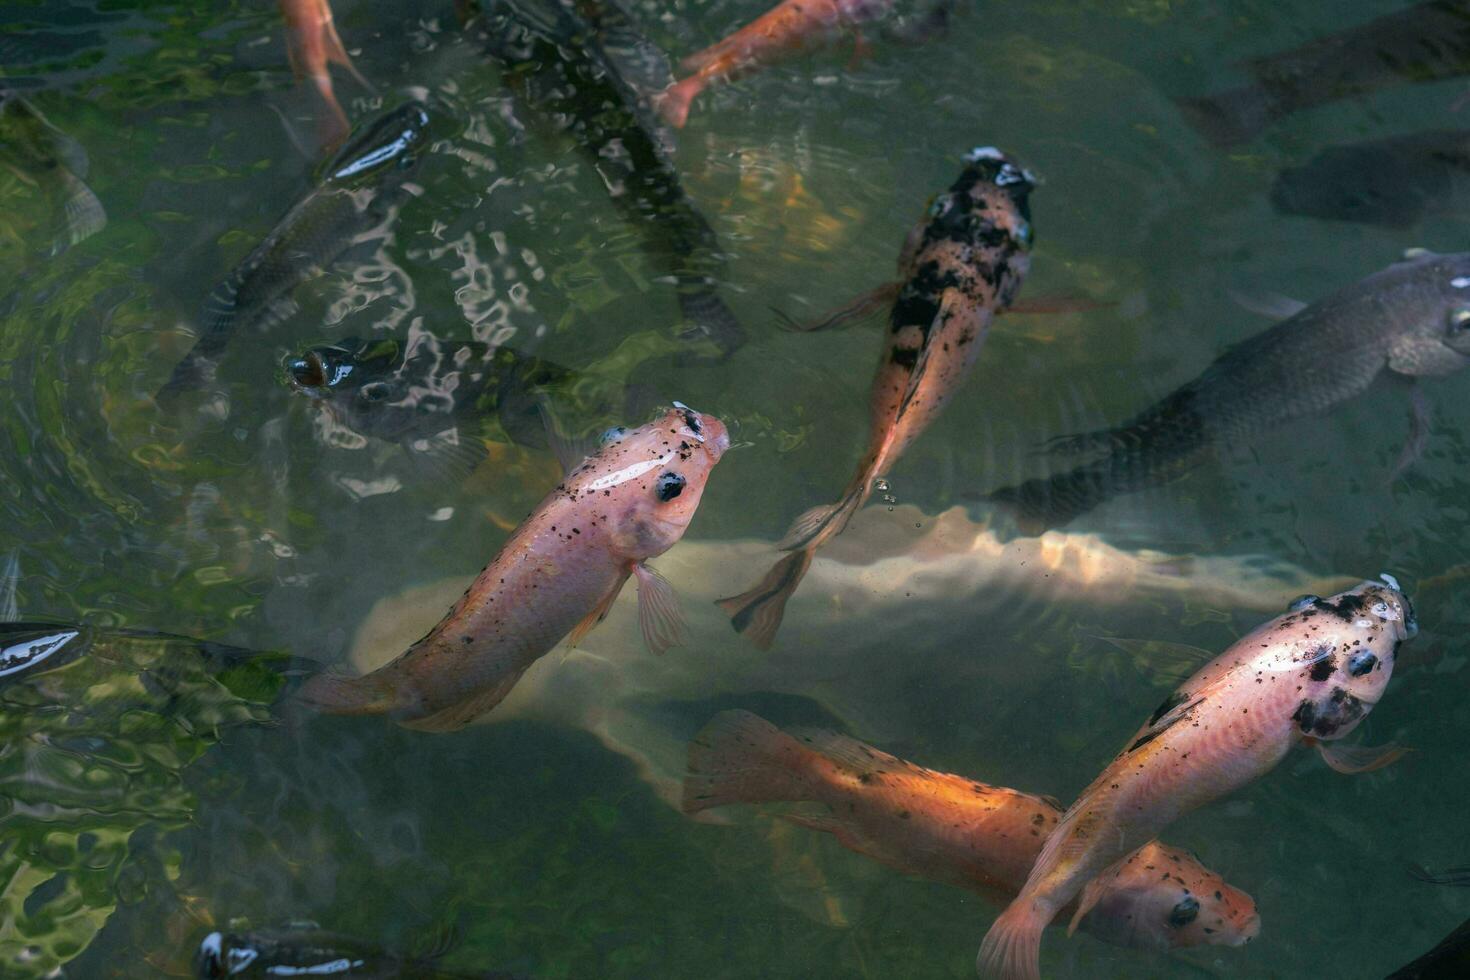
158, 100, 433, 400
684, 710, 1260, 952
0, 89, 106, 254
1177, 0, 1470, 146
195, 926, 513, 979
279, 0, 371, 152
1388, 916, 1470, 979
286, 335, 573, 459
719, 147, 1032, 648
1271, 130, 1470, 228
472, 1, 745, 358
987, 251, 1470, 533
656, 0, 895, 127
298, 406, 729, 731
977, 579, 1415, 980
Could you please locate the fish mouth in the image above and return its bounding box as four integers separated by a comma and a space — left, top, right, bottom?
671, 401, 731, 460
1231, 912, 1262, 946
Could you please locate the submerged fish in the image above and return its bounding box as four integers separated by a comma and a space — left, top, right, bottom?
298, 405, 729, 731
1176, 0, 1470, 147
279, 0, 372, 153
684, 710, 1260, 953
1388, 916, 1470, 979
471, 0, 745, 359
157, 100, 433, 400
1271, 130, 1470, 228
986, 250, 1470, 534
719, 147, 1033, 648
657, 0, 950, 128
286, 335, 575, 473
977, 578, 1415, 980
195, 924, 514, 979
0, 89, 106, 255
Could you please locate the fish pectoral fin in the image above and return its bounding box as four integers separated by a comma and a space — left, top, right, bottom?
632, 562, 687, 655
566, 574, 630, 649
405, 429, 488, 483
1313, 738, 1410, 774
1390, 381, 1432, 482
1067, 875, 1112, 937
52, 169, 106, 253
773, 281, 899, 333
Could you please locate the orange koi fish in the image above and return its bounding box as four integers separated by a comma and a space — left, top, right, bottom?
279, 0, 371, 152
299, 405, 729, 731
658, 0, 948, 127
684, 710, 1260, 952
978, 577, 1415, 980
718, 147, 1032, 649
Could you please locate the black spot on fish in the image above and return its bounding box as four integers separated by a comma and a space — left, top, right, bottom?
890, 346, 920, 369
1309, 650, 1336, 682
1314, 594, 1367, 621
1348, 651, 1378, 676
1294, 687, 1366, 737
1168, 896, 1200, 928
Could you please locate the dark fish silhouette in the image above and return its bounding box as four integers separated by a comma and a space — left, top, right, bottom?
718, 147, 1033, 648
1272, 130, 1470, 228
1387, 916, 1470, 978
285, 335, 575, 474
195, 924, 519, 979
157, 100, 433, 400
986, 251, 1470, 534
470, 0, 745, 359
0, 89, 106, 254
1176, 0, 1470, 147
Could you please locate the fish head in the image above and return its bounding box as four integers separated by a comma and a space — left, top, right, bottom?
286, 338, 429, 436
322, 100, 432, 188
1277, 577, 1414, 742
564, 404, 729, 561
1413, 253, 1470, 360
1083, 842, 1260, 950
1269, 143, 1432, 228
930, 146, 1035, 250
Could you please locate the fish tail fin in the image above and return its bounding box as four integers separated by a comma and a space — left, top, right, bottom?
716, 549, 815, 650
976, 900, 1048, 980
777, 481, 867, 552
1173, 86, 1273, 147
986, 468, 1108, 536
296, 668, 396, 717
682, 710, 816, 813
677, 288, 746, 360
655, 77, 703, 129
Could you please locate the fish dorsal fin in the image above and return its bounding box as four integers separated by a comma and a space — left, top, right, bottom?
536, 402, 600, 475
782, 728, 941, 787
895, 289, 977, 423
1226, 287, 1307, 320
1124, 690, 1205, 754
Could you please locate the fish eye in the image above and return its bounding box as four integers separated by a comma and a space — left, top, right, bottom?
1287, 594, 1320, 612
600, 426, 628, 445
287, 354, 327, 388
194, 933, 225, 978
1449, 307, 1470, 331
1347, 651, 1378, 676
655, 472, 686, 502
1167, 896, 1200, 928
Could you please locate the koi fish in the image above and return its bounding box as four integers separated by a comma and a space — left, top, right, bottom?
1176, 0, 1470, 147
656, 0, 951, 128
157, 101, 432, 401
718, 147, 1032, 649
195, 923, 518, 979
985, 250, 1470, 534
285, 335, 576, 476
278, 0, 371, 152
684, 710, 1260, 953
0, 88, 106, 255
1271, 129, 1470, 229
977, 578, 1415, 980
1387, 916, 1470, 979
472, 0, 745, 359
298, 405, 729, 731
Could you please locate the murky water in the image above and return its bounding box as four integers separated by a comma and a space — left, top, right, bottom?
3, 0, 1470, 977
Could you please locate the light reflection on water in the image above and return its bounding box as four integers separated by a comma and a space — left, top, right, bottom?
1, 0, 1469, 977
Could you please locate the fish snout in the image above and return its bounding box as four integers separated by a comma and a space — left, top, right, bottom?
1233, 908, 1262, 946
698, 413, 730, 460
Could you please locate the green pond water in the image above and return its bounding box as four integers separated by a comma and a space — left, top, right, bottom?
2, 0, 1469, 977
